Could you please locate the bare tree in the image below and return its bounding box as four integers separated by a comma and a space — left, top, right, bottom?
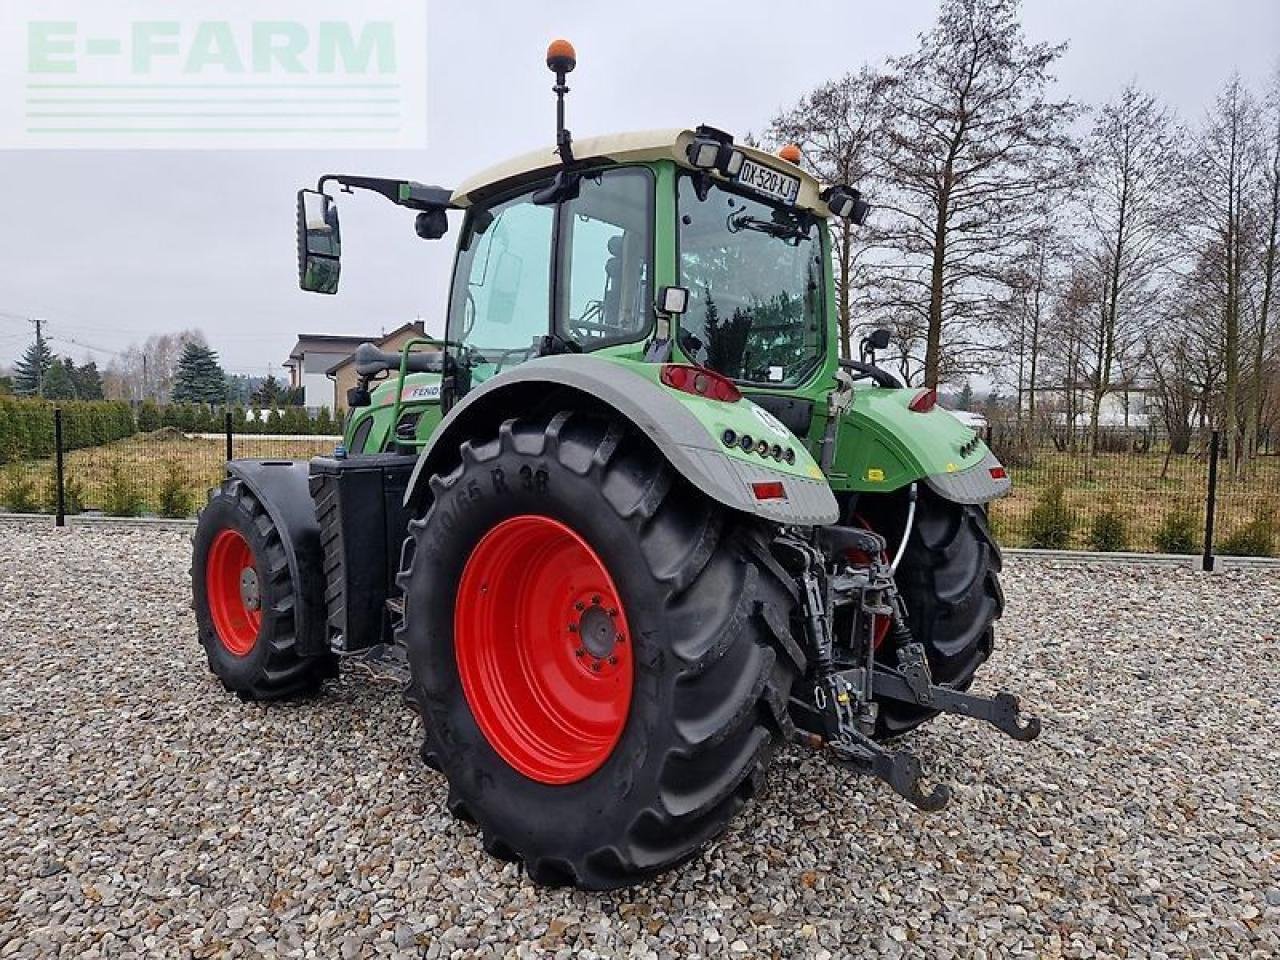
109, 329, 207, 403
868, 0, 1078, 387
770, 68, 891, 358
1247, 68, 1280, 458
1042, 263, 1097, 450
1184, 74, 1261, 475
993, 196, 1068, 424
1078, 84, 1180, 457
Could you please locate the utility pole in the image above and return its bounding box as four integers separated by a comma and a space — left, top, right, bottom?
141, 353, 148, 403
29, 316, 44, 397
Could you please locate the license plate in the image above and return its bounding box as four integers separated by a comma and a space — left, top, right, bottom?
736, 158, 800, 205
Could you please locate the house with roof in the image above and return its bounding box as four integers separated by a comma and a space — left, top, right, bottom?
322, 321, 428, 411
283, 333, 370, 411
283, 322, 427, 411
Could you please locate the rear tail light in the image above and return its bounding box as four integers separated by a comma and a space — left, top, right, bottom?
908, 388, 937, 413
751, 481, 786, 501
989, 465, 1008, 480
659, 364, 741, 403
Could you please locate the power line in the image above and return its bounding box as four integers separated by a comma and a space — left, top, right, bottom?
46, 334, 125, 358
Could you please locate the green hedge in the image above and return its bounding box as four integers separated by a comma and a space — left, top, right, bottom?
225, 405, 339, 436
0, 398, 135, 463
0, 400, 339, 464
142, 402, 336, 436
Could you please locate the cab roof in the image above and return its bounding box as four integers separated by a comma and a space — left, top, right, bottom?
449, 127, 831, 216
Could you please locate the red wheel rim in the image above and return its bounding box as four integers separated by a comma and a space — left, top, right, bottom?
455, 515, 634, 785
205, 528, 262, 656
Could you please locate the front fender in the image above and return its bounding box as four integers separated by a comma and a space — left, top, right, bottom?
225, 459, 329, 656
830, 387, 1011, 505
403, 355, 838, 526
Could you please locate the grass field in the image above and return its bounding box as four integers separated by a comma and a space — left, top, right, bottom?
0, 433, 336, 518
2, 431, 1277, 554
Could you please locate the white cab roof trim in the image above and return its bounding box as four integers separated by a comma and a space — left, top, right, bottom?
449, 127, 830, 216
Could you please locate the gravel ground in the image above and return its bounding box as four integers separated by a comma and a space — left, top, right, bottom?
0, 520, 1276, 960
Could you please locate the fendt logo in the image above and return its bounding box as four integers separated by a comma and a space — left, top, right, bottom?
0, 1, 427, 149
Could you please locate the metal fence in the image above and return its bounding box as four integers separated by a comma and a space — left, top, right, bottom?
1, 409, 336, 522
2, 407, 1277, 562
984, 423, 1279, 563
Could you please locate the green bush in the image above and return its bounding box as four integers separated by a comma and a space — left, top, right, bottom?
1027, 484, 1073, 549
42, 466, 83, 515
1087, 507, 1130, 552
157, 459, 194, 518
1, 465, 39, 513
1154, 509, 1200, 554
137, 400, 161, 432
1218, 513, 1276, 558
102, 462, 144, 517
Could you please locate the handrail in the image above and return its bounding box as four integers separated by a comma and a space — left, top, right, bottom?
389, 336, 445, 449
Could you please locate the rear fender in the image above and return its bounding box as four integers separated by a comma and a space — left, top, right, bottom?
403, 355, 839, 526
224, 460, 328, 656
830, 387, 1010, 505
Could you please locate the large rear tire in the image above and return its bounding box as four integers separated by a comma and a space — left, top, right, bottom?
192, 477, 335, 700
868, 488, 1004, 738
399, 411, 800, 890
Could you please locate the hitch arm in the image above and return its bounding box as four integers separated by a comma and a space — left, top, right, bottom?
820, 732, 951, 812
873, 644, 1041, 742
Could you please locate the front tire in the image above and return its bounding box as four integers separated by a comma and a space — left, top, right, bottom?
399, 411, 800, 889
192, 477, 335, 700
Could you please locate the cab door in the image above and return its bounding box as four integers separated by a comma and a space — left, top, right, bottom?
445, 167, 654, 397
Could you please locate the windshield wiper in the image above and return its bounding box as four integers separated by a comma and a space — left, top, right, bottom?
725, 209, 810, 244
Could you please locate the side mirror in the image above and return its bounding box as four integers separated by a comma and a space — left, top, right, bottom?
296, 189, 341, 294
867, 328, 891, 351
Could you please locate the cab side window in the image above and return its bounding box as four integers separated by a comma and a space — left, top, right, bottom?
558, 168, 652, 345
446, 167, 652, 387
450, 191, 554, 382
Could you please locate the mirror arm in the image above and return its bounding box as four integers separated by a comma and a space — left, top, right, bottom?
317, 174, 457, 213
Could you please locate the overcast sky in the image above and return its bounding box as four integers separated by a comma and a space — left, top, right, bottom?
1, 0, 1277, 377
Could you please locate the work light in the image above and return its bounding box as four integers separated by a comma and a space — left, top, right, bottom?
687, 134, 722, 170
657, 285, 689, 315
686, 125, 744, 178
723, 149, 746, 177
821, 185, 870, 225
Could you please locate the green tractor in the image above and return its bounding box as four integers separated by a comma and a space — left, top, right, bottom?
192, 41, 1038, 890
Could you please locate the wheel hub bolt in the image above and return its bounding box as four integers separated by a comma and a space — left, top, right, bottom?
239, 567, 260, 611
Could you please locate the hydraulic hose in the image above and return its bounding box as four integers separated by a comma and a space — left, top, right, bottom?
890, 483, 917, 575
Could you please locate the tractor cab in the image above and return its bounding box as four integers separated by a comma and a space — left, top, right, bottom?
300, 124, 869, 459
